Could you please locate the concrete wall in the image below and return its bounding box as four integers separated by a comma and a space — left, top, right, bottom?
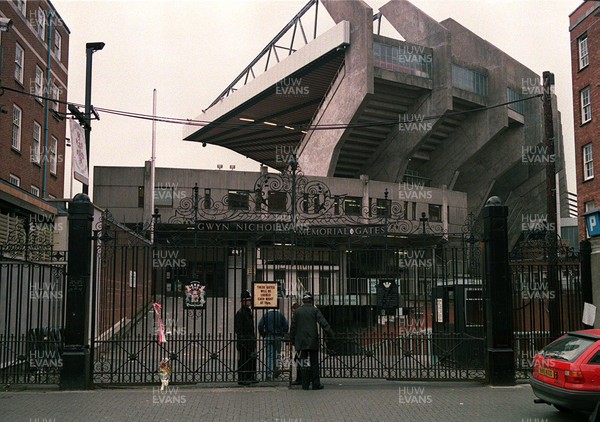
298, 0, 374, 176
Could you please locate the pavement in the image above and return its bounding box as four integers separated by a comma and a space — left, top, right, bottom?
0, 379, 593, 422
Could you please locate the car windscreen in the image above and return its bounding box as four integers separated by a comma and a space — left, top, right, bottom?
541, 335, 596, 362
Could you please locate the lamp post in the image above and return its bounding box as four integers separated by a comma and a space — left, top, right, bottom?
82, 42, 104, 194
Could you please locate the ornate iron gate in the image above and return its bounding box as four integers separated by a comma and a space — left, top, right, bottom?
91, 167, 487, 385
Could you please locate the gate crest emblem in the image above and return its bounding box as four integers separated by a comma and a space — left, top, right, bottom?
184, 281, 206, 309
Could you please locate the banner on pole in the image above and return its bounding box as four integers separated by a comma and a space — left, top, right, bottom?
70, 119, 88, 185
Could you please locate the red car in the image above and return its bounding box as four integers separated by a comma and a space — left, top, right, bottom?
530, 329, 600, 412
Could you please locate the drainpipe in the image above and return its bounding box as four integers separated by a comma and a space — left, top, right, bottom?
42, 12, 54, 198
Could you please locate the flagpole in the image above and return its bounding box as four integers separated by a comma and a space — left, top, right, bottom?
150, 89, 157, 243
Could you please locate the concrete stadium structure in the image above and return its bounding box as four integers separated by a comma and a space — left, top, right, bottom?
183, 0, 570, 247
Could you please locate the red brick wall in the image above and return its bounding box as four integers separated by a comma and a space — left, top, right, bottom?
570, 2, 600, 239
0, 0, 69, 201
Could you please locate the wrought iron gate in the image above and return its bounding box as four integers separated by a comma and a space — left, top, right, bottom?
510, 232, 583, 380
0, 217, 67, 385
91, 167, 487, 385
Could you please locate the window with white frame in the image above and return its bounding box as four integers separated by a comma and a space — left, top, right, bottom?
51, 83, 60, 112
50, 136, 58, 174
9, 174, 21, 187
32, 122, 41, 164
31, 185, 40, 197
35, 66, 43, 103
585, 200, 596, 213
16, 0, 26, 15
14, 43, 24, 84
581, 87, 592, 124
584, 143, 594, 181
12, 105, 22, 151
579, 35, 589, 70
36, 8, 46, 41
54, 30, 61, 60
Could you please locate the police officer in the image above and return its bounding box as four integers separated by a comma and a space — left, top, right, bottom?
290, 292, 334, 390
235, 290, 257, 385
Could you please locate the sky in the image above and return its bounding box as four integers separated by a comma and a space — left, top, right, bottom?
51, 0, 583, 198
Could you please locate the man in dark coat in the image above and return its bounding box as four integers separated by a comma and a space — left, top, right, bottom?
234, 290, 257, 385
290, 292, 334, 390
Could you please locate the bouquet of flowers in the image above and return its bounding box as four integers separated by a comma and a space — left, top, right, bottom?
158, 358, 172, 391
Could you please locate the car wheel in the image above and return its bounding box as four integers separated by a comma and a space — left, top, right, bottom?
553, 404, 573, 413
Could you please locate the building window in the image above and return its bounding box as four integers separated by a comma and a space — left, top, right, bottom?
319, 271, 331, 295
404, 201, 417, 220
585, 201, 596, 214
452, 64, 488, 96
36, 8, 46, 41
16, 0, 26, 15
372, 41, 432, 79
302, 193, 309, 213
138, 186, 144, 208
51, 83, 60, 112
584, 143, 594, 181
579, 35, 589, 70
31, 185, 40, 197
9, 174, 21, 187
32, 121, 41, 164
344, 196, 362, 216
50, 136, 58, 175
204, 188, 211, 209
268, 191, 286, 213
274, 270, 286, 297
14, 43, 24, 84
35, 66, 43, 103
154, 187, 173, 207
581, 86, 592, 124
297, 270, 309, 291
12, 105, 22, 151
506, 87, 524, 114
376, 198, 391, 218
428, 204, 442, 223
313, 195, 321, 214
228, 190, 249, 210
54, 30, 61, 60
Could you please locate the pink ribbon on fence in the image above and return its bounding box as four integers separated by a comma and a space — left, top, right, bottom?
153, 302, 167, 344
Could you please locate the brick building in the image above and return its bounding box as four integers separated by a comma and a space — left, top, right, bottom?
0, 0, 69, 239
570, 1, 600, 239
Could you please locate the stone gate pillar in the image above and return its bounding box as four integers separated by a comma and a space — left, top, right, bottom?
60, 193, 94, 389
483, 196, 515, 385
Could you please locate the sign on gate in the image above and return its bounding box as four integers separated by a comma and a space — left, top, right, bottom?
376, 279, 399, 315
253, 282, 278, 308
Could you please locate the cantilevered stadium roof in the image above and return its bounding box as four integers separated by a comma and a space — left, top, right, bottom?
183, 21, 349, 172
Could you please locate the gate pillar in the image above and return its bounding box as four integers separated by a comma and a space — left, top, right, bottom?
482, 196, 515, 385
60, 193, 94, 389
